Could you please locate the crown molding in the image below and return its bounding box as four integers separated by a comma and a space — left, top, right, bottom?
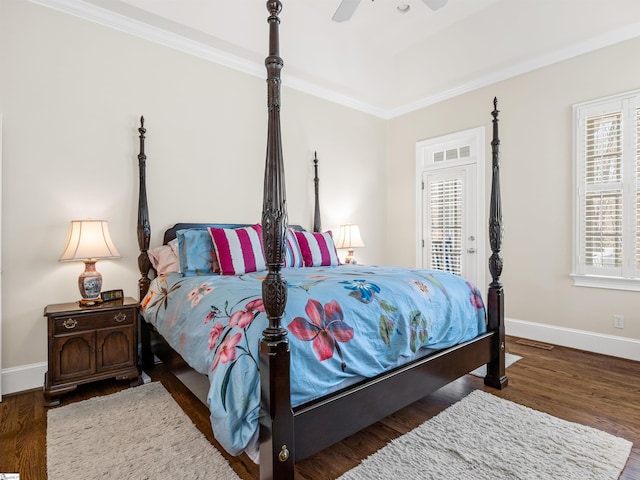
389, 21, 640, 118
30, 0, 265, 78
29, 0, 640, 120
29, 0, 387, 118
284, 76, 389, 119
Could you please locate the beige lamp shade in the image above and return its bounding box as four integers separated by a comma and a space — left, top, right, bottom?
335, 224, 365, 249
59, 220, 121, 261
335, 224, 365, 264
59, 220, 120, 306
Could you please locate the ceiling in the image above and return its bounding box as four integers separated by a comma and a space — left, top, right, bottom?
69, 0, 640, 117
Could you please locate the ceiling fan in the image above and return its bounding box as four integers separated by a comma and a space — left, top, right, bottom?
333, 0, 448, 23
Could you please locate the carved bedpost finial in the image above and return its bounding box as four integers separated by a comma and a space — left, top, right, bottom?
265, 1, 284, 115
138, 116, 146, 158
267, 0, 282, 16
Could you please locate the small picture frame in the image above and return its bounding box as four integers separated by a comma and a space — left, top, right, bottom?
100, 289, 124, 302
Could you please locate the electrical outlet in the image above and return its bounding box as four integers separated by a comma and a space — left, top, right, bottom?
613, 315, 624, 329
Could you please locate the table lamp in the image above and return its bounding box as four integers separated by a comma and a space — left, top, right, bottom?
59, 220, 121, 306
335, 224, 365, 264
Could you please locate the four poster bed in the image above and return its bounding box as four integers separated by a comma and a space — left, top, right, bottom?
136, 2, 507, 479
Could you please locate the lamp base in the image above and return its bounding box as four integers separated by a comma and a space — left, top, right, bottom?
78, 260, 103, 306
344, 249, 357, 265
79, 297, 103, 307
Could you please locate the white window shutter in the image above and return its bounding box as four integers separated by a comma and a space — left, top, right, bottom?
428, 177, 463, 276
572, 91, 640, 288
583, 111, 623, 271
636, 107, 640, 271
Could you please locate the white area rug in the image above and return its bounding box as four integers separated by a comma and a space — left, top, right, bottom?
47, 381, 632, 480
337, 390, 632, 480
47, 382, 240, 480
469, 352, 522, 377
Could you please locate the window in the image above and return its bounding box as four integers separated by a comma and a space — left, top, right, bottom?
572, 90, 640, 290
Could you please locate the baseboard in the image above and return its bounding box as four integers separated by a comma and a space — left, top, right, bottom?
1, 362, 47, 397
506, 317, 640, 362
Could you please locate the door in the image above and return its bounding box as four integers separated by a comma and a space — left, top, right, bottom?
416, 127, 485, 292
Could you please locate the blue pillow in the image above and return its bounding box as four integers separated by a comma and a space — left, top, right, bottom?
176, 229, 219, 276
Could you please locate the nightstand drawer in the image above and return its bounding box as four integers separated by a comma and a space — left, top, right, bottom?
52, 308, 135, 334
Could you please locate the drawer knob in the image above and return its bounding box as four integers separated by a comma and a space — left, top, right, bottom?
63, 318, 78, 329
278, 444, 290, 462
114, 312, 127, 323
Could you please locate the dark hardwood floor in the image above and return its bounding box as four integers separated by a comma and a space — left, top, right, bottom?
1, 336, 638, 479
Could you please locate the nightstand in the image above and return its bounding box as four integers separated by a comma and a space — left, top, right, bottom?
43, 297, 140, 406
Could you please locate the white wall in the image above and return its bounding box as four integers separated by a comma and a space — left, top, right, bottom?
0, 0, 386, 391
387, 38, 640, 353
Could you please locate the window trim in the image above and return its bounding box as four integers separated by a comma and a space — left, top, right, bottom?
570, 273, 640, 292
572, 89, 640, 291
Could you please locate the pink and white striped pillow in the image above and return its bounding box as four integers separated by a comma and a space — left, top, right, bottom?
284, 228, 304, 268
294, 230, 340, 267
208, 224, 266, 275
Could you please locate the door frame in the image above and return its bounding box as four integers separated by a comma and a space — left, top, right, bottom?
415, 126, 486, 296
0, 113, 3, 401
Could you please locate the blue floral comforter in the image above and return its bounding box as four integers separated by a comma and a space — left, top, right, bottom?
140, 265, 486, 457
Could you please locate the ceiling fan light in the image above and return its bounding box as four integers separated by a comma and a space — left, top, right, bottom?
422, 0, 448, 11
397, 3, 411, 13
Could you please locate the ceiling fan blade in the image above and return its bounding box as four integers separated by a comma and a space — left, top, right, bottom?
422, 0, 448, 11
332, 0, 361, 22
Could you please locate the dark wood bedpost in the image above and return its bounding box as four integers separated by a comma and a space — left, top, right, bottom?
259, 2, 295, 479
137, 116, 154, 370
137, 116, 152, 300
313, 152, 321, 232
484, 97, 508, 389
